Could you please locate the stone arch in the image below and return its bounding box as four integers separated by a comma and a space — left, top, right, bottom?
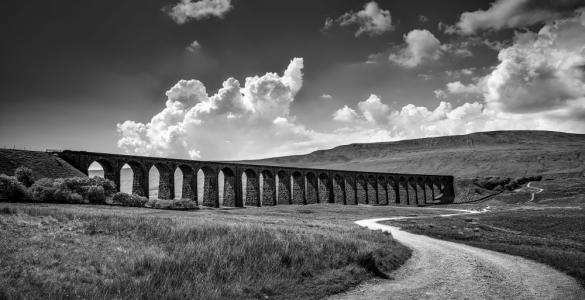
277, 170, 291, 205
332, 174, 345, 204
261, 170, 276, 206
122, 161, 148, 197
356, 175, 367, 204
318, 173, 331, 203
345, 175, 357, 205
87, 159, 113, 179
377, 176, 388, 205
199, 166, 218, 207
176, 164, 196, 202
398, 176, 408, 205
305, 172, 318, 204
220, 167, 237, 207
416, 177, 426, 206
292, 171, 304, 204
242, 169, 260, 207
366, 175, 378, 205
149, 163, 173, 200
407, 177, 417, 206
387, 177, 398, 204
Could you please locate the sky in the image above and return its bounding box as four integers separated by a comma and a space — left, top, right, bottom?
1, 0, 585, 160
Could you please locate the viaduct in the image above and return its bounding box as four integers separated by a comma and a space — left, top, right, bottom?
56, 150, 455, 207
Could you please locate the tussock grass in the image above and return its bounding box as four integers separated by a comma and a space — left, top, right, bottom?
0, 206, 410, 299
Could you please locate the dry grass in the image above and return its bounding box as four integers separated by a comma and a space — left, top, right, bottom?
0, 203, 417, 299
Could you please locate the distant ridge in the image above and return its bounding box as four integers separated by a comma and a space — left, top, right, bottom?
248, 131, 585, 178
0, 149, 85, 179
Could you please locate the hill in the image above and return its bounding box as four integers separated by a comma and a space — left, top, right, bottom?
247, 131, 585, 179
0, 149, 85, 179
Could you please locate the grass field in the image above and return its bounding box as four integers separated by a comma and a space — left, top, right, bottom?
0, 203, 446, 299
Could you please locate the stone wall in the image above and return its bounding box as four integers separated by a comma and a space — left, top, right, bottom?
377, 178, 388, 205
356, 176, 367, 204
244, 171, 260, 206
305, 173, 318, 204
345, 176, 356, 205
222, 170, 236, 207
262, 172, 276, 206
292, 173, 304, 204
317, 174, 330, 203
277, 172, 291, 205
387, 181, 398, 204
332, 175, 345, 204
408, 181, 418, 206
367, 176, 378, 205
399, 181, 408, 205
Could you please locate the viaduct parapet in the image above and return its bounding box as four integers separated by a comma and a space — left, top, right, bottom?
56, 150, 455, 207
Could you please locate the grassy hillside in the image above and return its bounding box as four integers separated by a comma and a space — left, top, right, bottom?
0, 149, 85, 179
248, 131, 585, 179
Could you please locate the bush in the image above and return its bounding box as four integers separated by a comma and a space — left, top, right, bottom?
112, 192, 148, 207
29, 178, 88, 204
0, 174, 29, 201
145, 198, 198, 210
29, 178, 58, 202
86, 186, 106, 204
55, 177, 116, 199
14, 166, 34, 187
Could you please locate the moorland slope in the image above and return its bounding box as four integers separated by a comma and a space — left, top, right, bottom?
248, 131, 585, 179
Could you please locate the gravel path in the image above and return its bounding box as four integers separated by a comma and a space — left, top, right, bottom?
330, 210, 584, 300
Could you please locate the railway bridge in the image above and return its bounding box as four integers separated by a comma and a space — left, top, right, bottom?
56, 150, 455, 207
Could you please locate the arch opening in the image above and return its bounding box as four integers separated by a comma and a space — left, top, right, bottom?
88, 161, 104, 178
119, 163, 133, 194
121, 162, 147, 197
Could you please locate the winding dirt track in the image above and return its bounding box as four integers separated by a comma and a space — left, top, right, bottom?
330, 210, 584, 300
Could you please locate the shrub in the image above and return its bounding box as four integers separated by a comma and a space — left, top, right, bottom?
86, 186, 106, 204
0, 174, 29, 201
29, 178, 88, 204
112, 192, 148, 207
14, 166, 34, 187
56, 177, 116, 199
145, 198, 198, 210
29, 178, 58, 202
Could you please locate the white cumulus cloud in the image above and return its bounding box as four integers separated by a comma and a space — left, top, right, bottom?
117, 58, 328, 160
447, 0, 585, 34
164, 0, 233, 24
323, 1, 393, 37
389, 29, 443, 68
